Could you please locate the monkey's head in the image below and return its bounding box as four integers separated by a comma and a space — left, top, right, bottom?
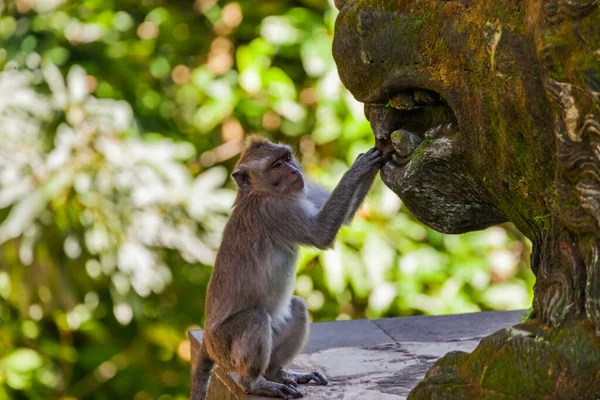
232, 136, 305, 197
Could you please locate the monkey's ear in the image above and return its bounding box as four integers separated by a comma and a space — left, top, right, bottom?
232, 169, 249, 189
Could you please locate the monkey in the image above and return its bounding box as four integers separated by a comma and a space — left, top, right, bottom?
191, 136, 384, 400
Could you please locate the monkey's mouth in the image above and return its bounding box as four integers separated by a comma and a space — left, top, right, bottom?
291, 175, 305, 190
366, 88, 458, 167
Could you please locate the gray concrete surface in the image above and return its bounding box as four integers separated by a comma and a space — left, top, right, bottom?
189, 310, 525, 399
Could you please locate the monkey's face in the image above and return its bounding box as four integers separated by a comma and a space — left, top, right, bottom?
262, 150, 305, 194
233, 140, 305, 196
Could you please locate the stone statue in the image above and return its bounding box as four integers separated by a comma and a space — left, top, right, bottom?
332, 0, 600, 397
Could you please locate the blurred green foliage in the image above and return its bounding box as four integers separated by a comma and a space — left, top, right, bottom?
0, 0, 534, 399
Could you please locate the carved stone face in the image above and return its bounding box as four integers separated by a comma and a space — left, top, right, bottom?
334, 3, 600, 394
332, 0, 566, 236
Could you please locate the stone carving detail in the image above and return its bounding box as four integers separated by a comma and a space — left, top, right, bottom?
333, 0, 600, 396
544, 0, 597, 24
551, 80, 600, 234
547, 74, 600, 330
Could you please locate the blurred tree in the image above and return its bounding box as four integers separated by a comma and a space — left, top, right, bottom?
0, 0, 534, 399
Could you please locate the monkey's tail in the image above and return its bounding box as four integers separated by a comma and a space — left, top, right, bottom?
190, 340, 215, 400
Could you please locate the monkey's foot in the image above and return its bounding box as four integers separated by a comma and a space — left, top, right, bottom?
240, 376, 303, 399
268, 369, 328, 387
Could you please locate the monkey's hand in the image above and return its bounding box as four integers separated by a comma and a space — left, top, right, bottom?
350, 148, 383, 178
269, 369, 328, 387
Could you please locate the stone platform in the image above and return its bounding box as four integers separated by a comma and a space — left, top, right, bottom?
189, 310, 524, 400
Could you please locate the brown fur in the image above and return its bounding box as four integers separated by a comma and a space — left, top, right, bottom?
191, 137, 383, 400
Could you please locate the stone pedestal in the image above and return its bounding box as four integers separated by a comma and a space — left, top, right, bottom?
189, 310, 523, 400
330, 0, 600, 396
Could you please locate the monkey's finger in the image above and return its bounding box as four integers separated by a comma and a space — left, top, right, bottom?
354, 153, 365, 162
282, 378, 298, 387
281, 384, 303, 399
367, 153, 384, 167
363, 149, 382, 162
312, 372, 328, 386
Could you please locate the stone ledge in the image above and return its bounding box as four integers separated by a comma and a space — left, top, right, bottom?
189, 310, 524, 400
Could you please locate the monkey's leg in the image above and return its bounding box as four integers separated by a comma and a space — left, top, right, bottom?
213, 308, 304, 399
265, 297, 328, 387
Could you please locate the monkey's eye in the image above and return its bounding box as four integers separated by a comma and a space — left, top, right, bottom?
272, 161, 282, 170
284, 154, 291, 162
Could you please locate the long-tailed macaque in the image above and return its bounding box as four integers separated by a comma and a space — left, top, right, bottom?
191, 136, 384, 399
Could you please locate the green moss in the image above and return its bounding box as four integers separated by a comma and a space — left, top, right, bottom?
481, 339, 558, 396
579, 9, 600, 48
550, 321, 600, 368
414, 137, 434, 157
543, 8, 600, 86
433, 37, 449, 53
519, 308, 533, 322
532, 215, 551, 230
502, 4, 527, 35
412, 320, 600, 398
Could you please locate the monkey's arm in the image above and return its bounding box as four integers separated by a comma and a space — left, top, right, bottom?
298, 149, 382, 248
305, 163, 378, 224
343, 147, 393, 223
343, 167, 379, 224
